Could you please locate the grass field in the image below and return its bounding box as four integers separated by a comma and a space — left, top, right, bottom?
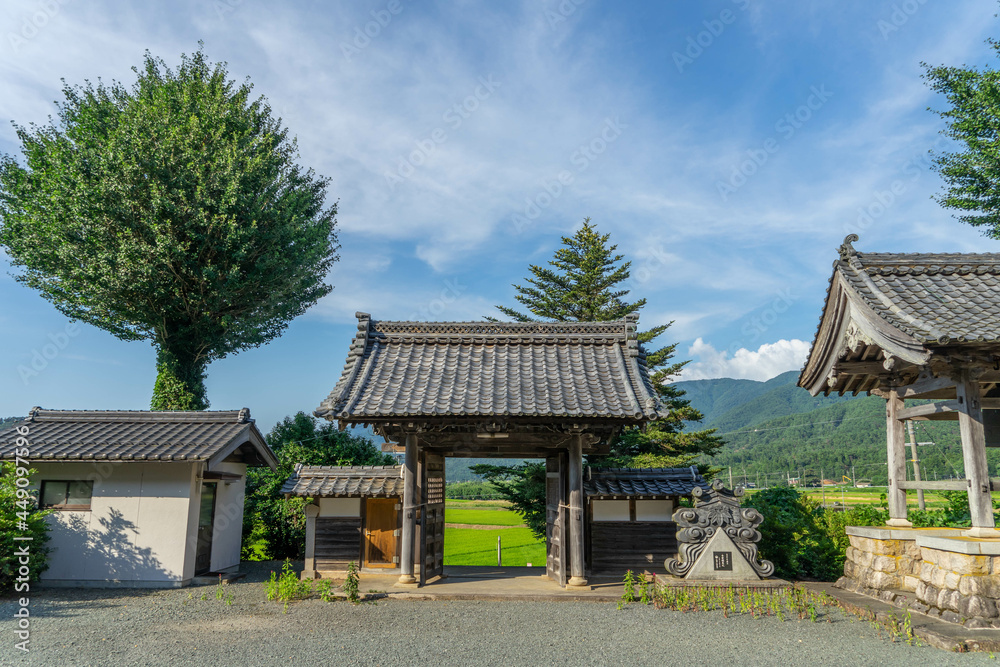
752, 485, 1000, 511
443, 500, 545, 566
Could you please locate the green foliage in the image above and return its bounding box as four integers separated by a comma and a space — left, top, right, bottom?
0, 47, 339, 406
445, 481, 506, 500
243, 412, 395, 560
1, 462, 51, 592
469, 462, 547, 540
316, 578, 335, 602
924, 38, 1000, 238
151, 357, 207, 411
743, 487, 842, 581
343, 561, 360, 604
265, 559, 311, 611
908, 490, 976, 528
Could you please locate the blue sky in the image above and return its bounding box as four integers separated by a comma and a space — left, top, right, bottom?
2, 0, 999, 434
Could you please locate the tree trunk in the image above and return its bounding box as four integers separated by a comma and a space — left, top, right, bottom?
150, 347, 209, 410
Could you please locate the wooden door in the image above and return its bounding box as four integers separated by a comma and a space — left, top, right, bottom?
545, 453, 568, 586
420, 453, 446, 584
195, 482, 217, 575
365, 498, 398, 567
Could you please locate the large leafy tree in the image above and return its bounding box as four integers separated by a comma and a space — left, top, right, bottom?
243, 412, 396, 560
924, 38, 1000, 238
494, 218, 723, 469
0, 48, 339, 409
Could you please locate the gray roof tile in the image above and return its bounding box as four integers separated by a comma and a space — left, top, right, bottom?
837, 246, 1000, 345
281, 465, 404, 497
584, 467, 709, 497
0, 408, 276, 467
316, 313, 664, 422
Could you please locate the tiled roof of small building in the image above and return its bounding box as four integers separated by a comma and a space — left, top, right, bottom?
799, 235, 1000, 396
0, 408, 276, 467
281, 465, 404, 497
584, 467, 709, 497
835, 242, 1000, 345
315, 312, 664, 423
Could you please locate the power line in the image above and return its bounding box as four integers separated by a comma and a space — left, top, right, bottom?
713, 415, 879, 438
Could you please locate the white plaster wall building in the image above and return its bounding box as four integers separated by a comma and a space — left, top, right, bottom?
1, 408, 277, 588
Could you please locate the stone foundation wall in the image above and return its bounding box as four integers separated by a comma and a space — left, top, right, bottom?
837, 527, 1000, 629
841, 535, 921, 595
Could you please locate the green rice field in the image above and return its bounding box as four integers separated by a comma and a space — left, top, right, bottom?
443, 500, 546, 566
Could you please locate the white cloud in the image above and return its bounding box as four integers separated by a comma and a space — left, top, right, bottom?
679, 338, 811, 382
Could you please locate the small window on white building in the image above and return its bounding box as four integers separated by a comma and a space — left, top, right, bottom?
318, 497, 362, 517
40, 480, 93, 510
591, 499, 630, 522
635, 499, 674, 522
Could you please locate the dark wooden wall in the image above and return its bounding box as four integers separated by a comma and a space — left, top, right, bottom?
315, 517, 362, 570
588, 521, 678, 575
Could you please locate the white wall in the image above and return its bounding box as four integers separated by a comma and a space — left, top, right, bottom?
209, 462, 248, 572
318, 497, 361, 517
32, 462, 196, 586
635, 499, 673, 522
591, 500, 630, 522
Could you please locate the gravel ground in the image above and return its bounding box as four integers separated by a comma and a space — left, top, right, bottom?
1, 562, 996, 666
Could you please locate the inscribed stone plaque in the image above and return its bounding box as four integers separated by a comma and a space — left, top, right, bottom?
684, 530, 760, 581
713, 551, 732, 571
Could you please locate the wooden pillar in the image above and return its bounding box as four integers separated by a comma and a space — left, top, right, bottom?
398, 433, 418, 585
303, 503, 319, 579
956, 369, 999, 537
885, 388, 911, 527
567, 434, 588, 587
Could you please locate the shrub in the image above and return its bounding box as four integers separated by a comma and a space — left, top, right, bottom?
1, 461, 51, 592
743, 487, 842, 581
265, 559, 312, 610
343, 561, 360, 604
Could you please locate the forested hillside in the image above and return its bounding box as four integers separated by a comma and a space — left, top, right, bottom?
672, 374, 998, 487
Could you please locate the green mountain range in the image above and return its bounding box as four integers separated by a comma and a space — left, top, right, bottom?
674, 371, 987, 487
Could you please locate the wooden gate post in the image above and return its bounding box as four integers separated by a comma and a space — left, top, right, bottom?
956, 368, 1000, 537
885, 387, 911, 527
398, 433, 418, 585
567, 434, 588, 587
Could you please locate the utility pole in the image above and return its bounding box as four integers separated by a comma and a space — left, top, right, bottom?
852, 465, 856, 488
821, 468, 825, 508
729, 466, 733, 488
906, 421, 926, 511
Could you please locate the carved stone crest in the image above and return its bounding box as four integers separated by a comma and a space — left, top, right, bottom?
665, 479, 774, 579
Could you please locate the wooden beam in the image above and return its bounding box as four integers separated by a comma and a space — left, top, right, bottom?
898, 401, 960, 421
956, 369, 997, 534
567, 435, 587, 587
885, 389, 911, 527
897, 479, 968, 491
836, 361, 890, 375
398, 433, 418, 585
897, 374, 956, 400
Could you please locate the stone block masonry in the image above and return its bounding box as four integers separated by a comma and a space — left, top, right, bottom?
837, 526, 1000, 629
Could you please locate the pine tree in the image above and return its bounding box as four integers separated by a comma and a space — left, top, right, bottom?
494, 218, 723, 469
